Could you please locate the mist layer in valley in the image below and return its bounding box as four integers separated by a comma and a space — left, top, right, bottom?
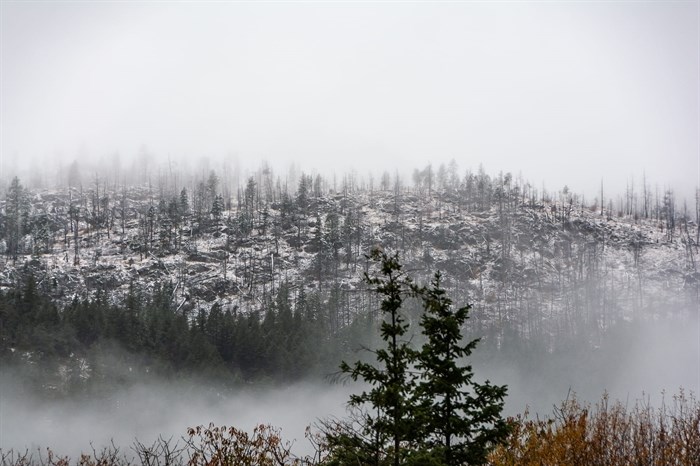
2, 311, 697, 459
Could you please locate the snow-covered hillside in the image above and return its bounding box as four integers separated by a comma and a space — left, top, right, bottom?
1, 181, 697, 349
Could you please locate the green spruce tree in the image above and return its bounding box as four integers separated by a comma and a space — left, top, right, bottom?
327, 252, 510, 466
334, 249, 419, 466
413, 271, 510, 465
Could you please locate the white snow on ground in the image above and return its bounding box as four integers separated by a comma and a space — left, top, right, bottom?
1, 187, 696, 337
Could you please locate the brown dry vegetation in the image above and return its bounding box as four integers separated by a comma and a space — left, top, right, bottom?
2, 390, 699, 466
489, 390, 700, 466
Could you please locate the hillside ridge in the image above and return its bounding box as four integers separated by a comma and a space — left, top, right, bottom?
1, 177, 696, 349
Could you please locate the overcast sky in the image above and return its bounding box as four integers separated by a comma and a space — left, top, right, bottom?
1, 1, 698, 200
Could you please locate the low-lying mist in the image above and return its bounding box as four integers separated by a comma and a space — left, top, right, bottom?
479, 314, 700, 415
1, 313, 697, 459
0, 379, 356, 459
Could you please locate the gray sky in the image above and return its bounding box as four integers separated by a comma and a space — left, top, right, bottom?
1, 1, 698, 200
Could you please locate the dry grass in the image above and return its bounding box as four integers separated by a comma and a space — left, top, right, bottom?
489, 389, 700, 466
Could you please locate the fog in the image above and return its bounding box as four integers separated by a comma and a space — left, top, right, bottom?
479, 315, 700, 416
0, 378, 355, 459
2, 313, 697, 459
2, 2, 698, 202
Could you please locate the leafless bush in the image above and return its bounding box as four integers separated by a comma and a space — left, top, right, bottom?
131, 437, 185, 466
1, 443, 129, 466
184, 423, 301, 466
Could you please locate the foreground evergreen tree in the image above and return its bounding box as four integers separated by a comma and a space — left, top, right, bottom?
326, 250, 509, 465
334, 249, 419, 466
413, 271, 510, 465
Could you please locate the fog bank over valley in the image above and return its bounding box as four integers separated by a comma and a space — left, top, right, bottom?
2, 311, 697, 458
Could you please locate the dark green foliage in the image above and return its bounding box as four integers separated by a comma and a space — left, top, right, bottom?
413, 272, 510, 465
296, 173, 312, 213
1, 273, 377, 392
179, 188, 190, 216
244, 177, 256, 215
211, 194, 224, 223
0, 274, 74, 360
327, 251, 509, 466
337, 249, 419, 466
